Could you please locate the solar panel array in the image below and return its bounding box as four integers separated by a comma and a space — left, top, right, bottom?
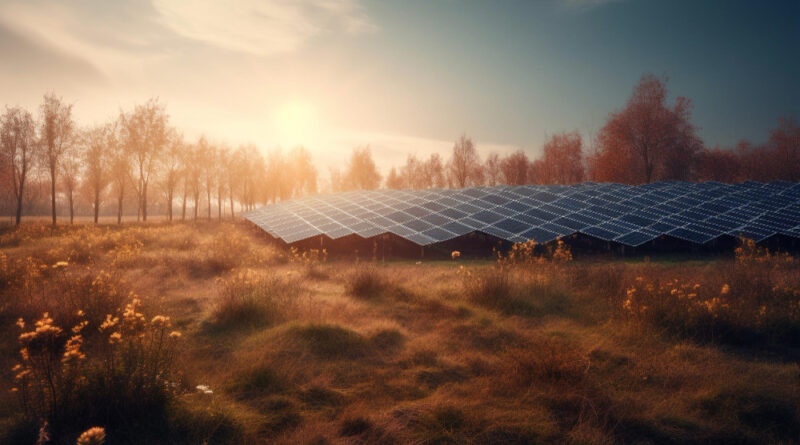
243, 181, 800, 247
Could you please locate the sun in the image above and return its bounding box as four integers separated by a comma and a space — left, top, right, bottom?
272, 101, 319, 148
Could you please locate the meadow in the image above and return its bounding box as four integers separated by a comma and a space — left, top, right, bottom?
0, 222, 798, 444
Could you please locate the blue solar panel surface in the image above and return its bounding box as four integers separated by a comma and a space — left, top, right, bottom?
243, 182, 800, 247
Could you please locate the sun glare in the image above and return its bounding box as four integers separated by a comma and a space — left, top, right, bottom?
272, 101, 320, 148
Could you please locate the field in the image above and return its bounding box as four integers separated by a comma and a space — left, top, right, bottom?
0, 222, 799, 444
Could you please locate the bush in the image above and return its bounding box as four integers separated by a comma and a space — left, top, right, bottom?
210, 271, 302, 331
620, 258, 800, 346
345, 266, 387, 299
8, 299, 184, 442
460, 265, 512, 308
0, 260, 126, 332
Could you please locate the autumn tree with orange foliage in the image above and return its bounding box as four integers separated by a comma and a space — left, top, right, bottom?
538, 131, 584, 184
500, 150, 529, 185
344, 146, 381, 190
588, 74, 702, 184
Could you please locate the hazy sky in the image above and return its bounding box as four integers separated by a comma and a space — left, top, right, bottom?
0, 0, 797, 172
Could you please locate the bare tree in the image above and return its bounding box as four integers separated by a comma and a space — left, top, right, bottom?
119, 98, 169, 221
60, 141, 82, 224
160, 131, 184, 222
483, 152, 502, 186
109, 128, 130, 224
188, 139, 204, 220
425, 153, 446, 188
448, 134, 481, 188
216, 145, 229, 219
39, 93, 74, 225
227, 146, 246, 217
82, 124, 113, 223
1, 107, 37, 226
203, 139, 217, 219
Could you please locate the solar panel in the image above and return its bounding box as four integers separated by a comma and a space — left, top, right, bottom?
243, 181, 800, 248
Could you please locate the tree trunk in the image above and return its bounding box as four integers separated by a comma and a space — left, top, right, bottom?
15, 190, 23, 226
117, 193, 123, 224
94, 189, 100, 224
142, 182, 148, 221
181, 193, 187, 221
229, 192, 234, 220
207, 189, 211, 219
218, 192, 222, 220
50, 165, 57, 226
193, 194, 199, 220
167, 189, 173, 222
68, 190, 74, 224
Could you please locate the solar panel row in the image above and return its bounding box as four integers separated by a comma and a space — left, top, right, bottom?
243, 181, 800, 247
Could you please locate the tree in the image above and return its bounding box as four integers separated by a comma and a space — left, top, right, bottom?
287, 146, 317, 197
695, 148, 741, 183
39, 93, 74, 225
589, 74, 702, 184
265, 148, 285, 203
203, 140, 217, 219
767, 117, 800, 181
541, 132, 584, 184
215, 146, 229, 219
448, 134, 482, 188
160, 131, 184, 222
385, 167, 403, 189
82, 124, 113, 223
1, 106, 37, 226
60, 141, 82, 224
119, 98, 169, 221
344, 146, 381, 190
109, 129, 130, 224
483, 153, 502, 186
500, 150, 529, 185
424, 153, 446, 188
187, 139, 205, 220
227, 146, 246, 217
400, 155, 424, 189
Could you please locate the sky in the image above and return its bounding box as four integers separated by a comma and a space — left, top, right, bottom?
0, 0, 797, 174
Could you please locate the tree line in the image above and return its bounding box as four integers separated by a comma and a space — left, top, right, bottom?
0, 96, 317, 226
382, 74, 798, 190
1, 74, 798, 226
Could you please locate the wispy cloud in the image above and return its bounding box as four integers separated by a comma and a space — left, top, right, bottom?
151, 0, 377, 56
0, 0, 167, 78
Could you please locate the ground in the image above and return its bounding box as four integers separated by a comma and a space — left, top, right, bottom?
0, 221, 798, 444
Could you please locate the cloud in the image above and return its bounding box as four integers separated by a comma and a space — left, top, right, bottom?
0, 0, 168, 79
151, 0, 377, 56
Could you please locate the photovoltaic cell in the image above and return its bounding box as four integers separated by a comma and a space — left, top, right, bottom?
242, 181, 800, 248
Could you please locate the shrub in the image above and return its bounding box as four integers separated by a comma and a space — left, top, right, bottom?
460, 265, 512, 308
8, 299, 183, 441
621, 266, 800, 346
345, 266, 387, 299
210, 271, 302, 331
0, 260, 126, 332
289, 247, 328, 280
